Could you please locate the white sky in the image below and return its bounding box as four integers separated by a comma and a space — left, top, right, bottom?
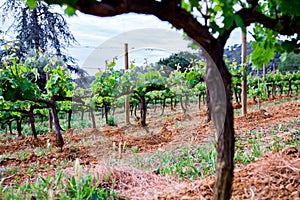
65, 10, 254, 74
65, 11, 190, 73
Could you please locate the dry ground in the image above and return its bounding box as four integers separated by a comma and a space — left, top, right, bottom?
0, 96, 299, 199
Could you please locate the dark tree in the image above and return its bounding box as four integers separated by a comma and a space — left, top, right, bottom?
158, 51, 201, 72
1, 0, 78, 69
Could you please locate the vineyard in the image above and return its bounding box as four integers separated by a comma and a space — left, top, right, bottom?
0, 51, 300, 199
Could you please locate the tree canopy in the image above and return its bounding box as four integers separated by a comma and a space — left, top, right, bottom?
157, 51, 201, 72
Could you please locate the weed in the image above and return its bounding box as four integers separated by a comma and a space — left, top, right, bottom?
34, 147, 48, 157
5, 135, 15, 141
235, 150, 254, 165
0, 166, 20, 178
234, 109, 242, 115
234, 121, 300, 165
131, 146, 139, 154
15, 151, 31, 160
174, 122, 183, 129
26, 168, 34, 178
270, 135, 284, 152
108, 116, 117, 126
251, 142, 262, 158
124, 144, 217, 180
0, 159, 120, 199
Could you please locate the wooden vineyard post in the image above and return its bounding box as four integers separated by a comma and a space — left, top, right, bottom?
241, 30, 247, 115
125, 43, 131, 125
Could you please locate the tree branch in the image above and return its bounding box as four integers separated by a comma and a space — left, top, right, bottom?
219, 6, 300, 46
250, 13, 300, 35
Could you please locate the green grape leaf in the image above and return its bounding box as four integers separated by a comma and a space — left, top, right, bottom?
64, 6, 76, 16
233, 15, 245, 32
26, 0, 37, 9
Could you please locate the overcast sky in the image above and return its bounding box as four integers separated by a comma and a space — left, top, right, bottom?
64, 10, 254, 74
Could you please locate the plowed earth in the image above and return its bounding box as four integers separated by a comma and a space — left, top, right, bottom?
0, 97, 299, 199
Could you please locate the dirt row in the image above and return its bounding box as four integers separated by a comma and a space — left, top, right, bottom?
0, 97, 299, 199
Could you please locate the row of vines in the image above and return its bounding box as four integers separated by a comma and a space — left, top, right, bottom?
229, 62, 300, 108
1, 53, 300, 150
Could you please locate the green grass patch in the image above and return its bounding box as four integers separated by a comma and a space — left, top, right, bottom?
235, 119, 300, 165
117, 144, 217, 180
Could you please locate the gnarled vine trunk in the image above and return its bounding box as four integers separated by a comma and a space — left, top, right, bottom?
90, 108, 96, 128
104, 103, 110, 125
16, 117, 23, 137
179, 95, 187, 115
44, 97, 64, 150
140, 96, 147, 126
207, 48, 235, 200
29, 106, 38, 140
8, 121, 12, 135
67, 110, 72, 129
50, 97, 64, 150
